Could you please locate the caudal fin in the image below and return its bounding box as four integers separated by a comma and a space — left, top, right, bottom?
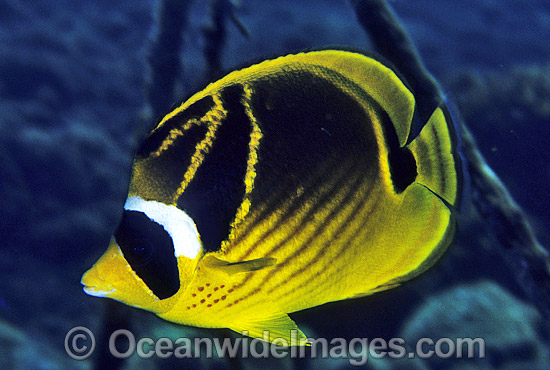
406, 105, 462, 207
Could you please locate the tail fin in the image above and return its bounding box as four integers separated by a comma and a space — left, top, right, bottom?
406, 105, 462, 208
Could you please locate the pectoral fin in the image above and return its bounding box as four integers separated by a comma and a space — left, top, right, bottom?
229, 313, 310, 346
204, 255, 277, 274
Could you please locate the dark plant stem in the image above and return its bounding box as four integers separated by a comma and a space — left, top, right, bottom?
146, 0, 192, 119
93, 301, 133, 370
203, 0, 231, 80
350, 0, 441, 122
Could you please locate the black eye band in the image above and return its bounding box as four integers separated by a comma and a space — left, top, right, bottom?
114, 210, 180, 299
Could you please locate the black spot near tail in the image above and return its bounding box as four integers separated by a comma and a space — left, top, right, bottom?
389, 147, 417, 192
379, 111, 417, 193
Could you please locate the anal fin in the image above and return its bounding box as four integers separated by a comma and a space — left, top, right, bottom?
228, 313, 310, 346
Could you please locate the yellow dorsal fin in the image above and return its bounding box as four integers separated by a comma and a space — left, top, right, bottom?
228, 313, 310, 346
203, 255, 277, 275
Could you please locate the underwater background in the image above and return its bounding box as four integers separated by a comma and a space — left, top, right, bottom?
1, 0, 549, 369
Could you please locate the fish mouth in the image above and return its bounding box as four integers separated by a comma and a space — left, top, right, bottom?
82, 285, 116, 298
81, 269, 116, 297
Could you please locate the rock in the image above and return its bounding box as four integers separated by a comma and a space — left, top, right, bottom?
399, 281, 549, 370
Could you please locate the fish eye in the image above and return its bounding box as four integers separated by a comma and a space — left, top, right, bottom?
127, 238, 155, 267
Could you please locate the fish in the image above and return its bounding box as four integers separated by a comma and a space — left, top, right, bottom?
81, 49, 461, 345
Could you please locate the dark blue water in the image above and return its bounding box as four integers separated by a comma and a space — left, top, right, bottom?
1, 0, 549, 369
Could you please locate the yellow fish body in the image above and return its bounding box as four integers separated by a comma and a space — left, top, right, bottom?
82, 50, 461, 345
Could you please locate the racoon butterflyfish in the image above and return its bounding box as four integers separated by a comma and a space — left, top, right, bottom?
82, 50, 461, 345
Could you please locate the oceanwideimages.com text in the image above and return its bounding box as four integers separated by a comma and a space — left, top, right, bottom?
65, 326, 485, 366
